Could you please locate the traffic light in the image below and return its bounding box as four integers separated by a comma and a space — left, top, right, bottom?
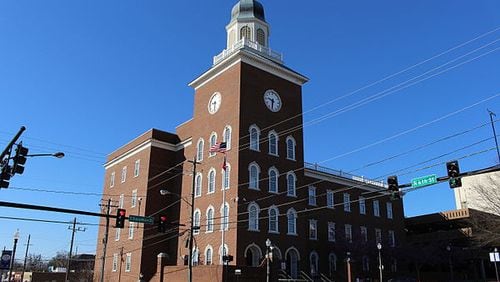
446, 160, 462, 188
158, 215, 167, 233
387, 175, 400, 199
116, 209, 126, 228
12, 144, 29, 175
0, 165, 11, 188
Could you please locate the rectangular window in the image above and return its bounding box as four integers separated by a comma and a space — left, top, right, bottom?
328, 222, 336, 242
125, 253, 131, 272
387, 202, 393, 219
134, 159, 140, 177
327, 190, 334, 209
119, 194, 124, 209
131, 190, 138, 208
115, 228, 121, 241
360, 226, 368, 243
359, 196, 366, 215
309, 219, 317, 240
308, 186, 316, 206
343, 193, 351, 212
128, 222, 135, 239
121, 166, 127, 183
110, 172, 115, 188
373, 200, 380, 217
112, 254, 118, 272
375, 228, 382, 243
345, 224, 352, 243
388, 230, 396, 247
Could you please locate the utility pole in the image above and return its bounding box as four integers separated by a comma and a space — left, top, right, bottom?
488, 109, 500, 164
187, 157, 200, 282
66, 217, 86, 282
99, 199, 114, 282
21, 234, 32, 282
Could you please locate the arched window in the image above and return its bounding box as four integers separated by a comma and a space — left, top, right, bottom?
209, 132, 217, 157
196, 139, 204, 161
287, 172, 296, 197
268, 206, 279, 233
193, 209, 201, 235
287, 208, 297, 235
268, 167, 278, 193
286, 136, 296, 160
221, 203, 229, 231
206, 206, 214, 232
248, 203, 259, 231
268, 131, 278, 156
208, 169, 216, 194
249, 125, 260, 151
205, 245, 213, 265
223, 126, 232, 150
285, 247, 300, 279
310, 251, 319, 276
248, 162, 260, 190
328, 253, 337, 276
257, 28, 265, 46
240, 26, 251, 40
195, 173, 202, 197
222, 163, 231, 190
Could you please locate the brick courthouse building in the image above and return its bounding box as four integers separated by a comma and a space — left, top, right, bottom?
94, 1, 406, 281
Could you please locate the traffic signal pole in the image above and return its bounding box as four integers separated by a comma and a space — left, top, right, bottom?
99, 199, 112, 282
0, 126, 25, 162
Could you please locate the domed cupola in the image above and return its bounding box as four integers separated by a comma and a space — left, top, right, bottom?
231, 0, 266, 22
225, 0, 270, 49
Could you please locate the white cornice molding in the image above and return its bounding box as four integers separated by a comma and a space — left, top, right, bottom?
189, 49, 308, 91
304, 169, 384, 193
104, 137, 192, 170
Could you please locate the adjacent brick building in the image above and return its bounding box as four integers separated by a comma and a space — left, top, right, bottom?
94, 1, 407, 281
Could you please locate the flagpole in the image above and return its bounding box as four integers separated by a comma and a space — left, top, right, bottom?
221, 153, 227, 282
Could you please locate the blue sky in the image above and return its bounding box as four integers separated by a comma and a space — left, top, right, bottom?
0, 1, 499, 261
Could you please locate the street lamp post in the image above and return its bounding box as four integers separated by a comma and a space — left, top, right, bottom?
346, 252, 352, 282
8, 229, 20, 282
493, 247, 499, 282
266, 239, 273, 282
377, 243, 383, 282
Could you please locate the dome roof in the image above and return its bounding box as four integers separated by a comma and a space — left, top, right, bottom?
231, 0, 266, 22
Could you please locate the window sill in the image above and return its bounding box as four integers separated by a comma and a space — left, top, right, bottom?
287, 232, 298, 236
248, 229, 260, 232
268, 230, 279, 234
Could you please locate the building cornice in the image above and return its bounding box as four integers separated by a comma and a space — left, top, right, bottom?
104, 137, 192, 170
189, 49, 308, 91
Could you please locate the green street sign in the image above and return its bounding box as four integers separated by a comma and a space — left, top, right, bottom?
128, 215, 154, 224
411, 174, 437, 188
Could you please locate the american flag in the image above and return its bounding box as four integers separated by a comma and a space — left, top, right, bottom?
222, 155, 227, 171
209, 142, 227, 153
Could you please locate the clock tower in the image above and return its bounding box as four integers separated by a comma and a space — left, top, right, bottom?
176, 0, 308, 271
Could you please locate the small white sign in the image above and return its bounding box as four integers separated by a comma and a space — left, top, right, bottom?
489, 252, 500, 262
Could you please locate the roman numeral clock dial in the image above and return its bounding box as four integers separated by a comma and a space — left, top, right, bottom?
264, 90, 282, 112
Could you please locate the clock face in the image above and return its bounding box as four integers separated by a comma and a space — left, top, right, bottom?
208, 92, 222, 114
264, 90, 282, 112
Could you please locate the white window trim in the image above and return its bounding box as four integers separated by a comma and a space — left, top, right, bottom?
125, 253, 131, 272
387, 202, 393, 219
131, 189, 138, 208
286, 172, 297, 197
196, 138, 204, 161
268, 206, 279, 234
222, 163, 230, 190
121, 166, 127, 183
248, 162, 261, 190
343, 193, 351, 212
268, 167, 279, 194
326, 190, 334, 209
195, 173, 202, 198
209, 132, 217, 157
249, 124, 261, 152
345, 224, 353, 243
115, 228, 121, 241
110, 172, 115, 188
286, 136, 296, 161
286, 208, 297, 236
128, 222, 135, 239
328, 222, 336, 242
374, 200, 380, 217
134, 159, 140, 177
205, 245, 213, 265
206, 206, 214, 233
308, 186, 317, 206
208, 168, 216, 194
223, 126, 232, 151
359, 196, 366, 215
112, 254, 118, 272
220, 203, 229, 231
248, 203, 260, 232
268, 130, 279, 156
193, 209, 201, 235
